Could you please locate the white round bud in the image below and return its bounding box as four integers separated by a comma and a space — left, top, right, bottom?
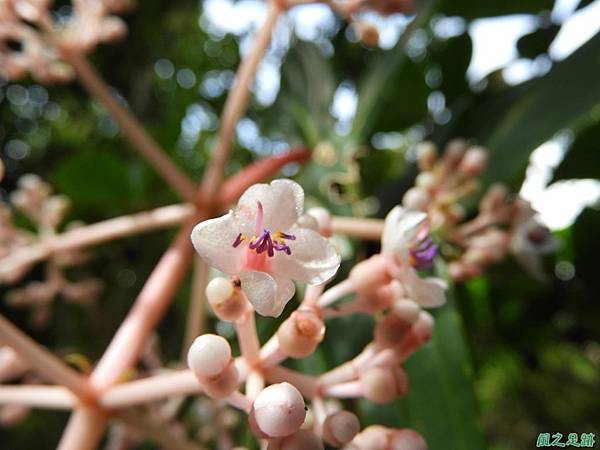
415, 172, 437, 191
306, 207, 332, 236
402, 188, 430, 211
206, 277, 234, 306
187, 334, 231, 378
460, 146, 488, 176
250, 383, 306, 438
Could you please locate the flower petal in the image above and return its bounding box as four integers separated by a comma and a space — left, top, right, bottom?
240, 270, 295, 317
403, 269, 447, 308
191, 212, 242, 275
272, 227, 341, 284
235, 179, 304, 232
382, 206, 427, 258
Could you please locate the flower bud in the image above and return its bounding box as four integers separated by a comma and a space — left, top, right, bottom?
349, 255, 392, 293
443, 138, 468, 167
350, 426, 428, 450
374, 311, 414, 348
416, 142, 437, 171
479, 183, 508, 213
402, 188, 430, 211
187, 334, 232, 378
360, 282, 399, 314
206, 277, 247, 321
350, 425, 388, 449
359, 367, 408, 404
297, 214, 319, 231
415, 171, 437, 191
460, 146, 487, 176
99, 17, 127, 43
267, 430, 324, 450
277, 310, 325, 358
323, 410, 360, 447
412, 311, 434, 343
249, 383, 306, 438
389, 428, 428, 450
305, 207, 332, 236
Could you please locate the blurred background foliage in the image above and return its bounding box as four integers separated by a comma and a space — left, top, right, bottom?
1, 0, 599, 448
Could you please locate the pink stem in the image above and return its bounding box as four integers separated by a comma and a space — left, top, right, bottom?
57, 407, 108, 450
259, 337, 287, 369
225, 390, 253, 413
246, 369, 265, 401
0, 385, 76, 410
0, 314, 89, 398
90, 218, 198, 391
330, 216, 384, 241
235, 309, 261, 366
100, 370, 201, 409
199, 1, 282, 200
323, 381, 363, 399
181, 256, 209, 360
0, 203, 194, 280
265, 366, 318, 399
316, 279, 355, 309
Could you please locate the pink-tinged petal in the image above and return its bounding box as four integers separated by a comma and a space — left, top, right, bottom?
272, 227, 341, 284
382, 206, 427, 258
191, 212, 243, 275
403, 269, 446, 308
235, 179, 304, 232
240, 270, 295, 317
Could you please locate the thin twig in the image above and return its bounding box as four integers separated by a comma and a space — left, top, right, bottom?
100, 370, 201, 409
182, 256, 209, 360
57, 407, 108, 450
0, 314, 89, 398
330, 216, 384, 241
0, 385, 76, 410
90, 218, 199, 391
199, 1, 283, 199
0, 204, 194, 281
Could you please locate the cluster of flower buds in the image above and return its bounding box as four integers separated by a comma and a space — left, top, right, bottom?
0, 173, 103, 327
186, 179, 443, 448
0, 0, 134, 82
405, 140, 557, 282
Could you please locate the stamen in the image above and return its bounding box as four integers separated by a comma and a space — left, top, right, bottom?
230, 204, 297, 257
232, 233, 245, 248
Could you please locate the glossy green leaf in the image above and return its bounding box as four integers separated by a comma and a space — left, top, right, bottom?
396, 285, 486, 450
53, 150, 132, 208
453, 32, 600, 185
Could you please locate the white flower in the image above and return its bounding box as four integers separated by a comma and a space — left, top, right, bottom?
509, 201, 558, 281
381, 206, 446, 308
191, 179, 341, 317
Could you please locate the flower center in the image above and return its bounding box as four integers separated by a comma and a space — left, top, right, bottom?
231, 201, 296, 257
408, 222, 438, 270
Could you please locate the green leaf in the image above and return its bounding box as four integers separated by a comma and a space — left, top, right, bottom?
453, 32, 600, 185
53, 150, 132, 208
552, 119, 600, 182
397, 287, 486, 450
